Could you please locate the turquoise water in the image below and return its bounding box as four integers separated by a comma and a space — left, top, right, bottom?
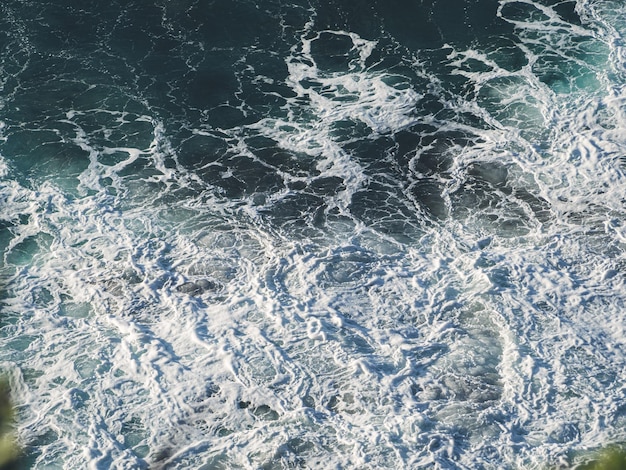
1, 0, 626, 468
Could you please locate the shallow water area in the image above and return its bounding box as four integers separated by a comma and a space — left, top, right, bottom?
1, 0, 626, 469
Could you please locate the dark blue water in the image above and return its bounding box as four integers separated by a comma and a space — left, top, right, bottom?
1, 1, 626, 468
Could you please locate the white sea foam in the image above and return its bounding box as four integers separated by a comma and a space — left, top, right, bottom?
233, 26, 424, 219
0, 1, 625, 469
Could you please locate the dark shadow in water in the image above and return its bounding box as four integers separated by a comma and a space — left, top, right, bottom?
0, 0, 558, 244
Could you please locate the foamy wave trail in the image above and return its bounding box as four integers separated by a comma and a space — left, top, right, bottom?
1, 0, 626, 468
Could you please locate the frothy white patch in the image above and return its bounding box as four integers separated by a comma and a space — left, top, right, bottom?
289, 29, 420, 134
235, 27, 423, 216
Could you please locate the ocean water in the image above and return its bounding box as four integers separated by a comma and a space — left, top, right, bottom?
0, 0, 625, 468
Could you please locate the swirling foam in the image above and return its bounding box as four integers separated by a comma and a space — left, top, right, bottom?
0, 1, 625, 469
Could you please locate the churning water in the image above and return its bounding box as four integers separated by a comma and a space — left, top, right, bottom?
1, 0, 626, 468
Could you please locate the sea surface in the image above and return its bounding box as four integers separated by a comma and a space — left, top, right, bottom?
0, 0, 625, 468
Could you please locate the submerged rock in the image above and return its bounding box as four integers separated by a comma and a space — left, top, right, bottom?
175, 279, 221, 296
579, 447, 626, 470
0, 377, 20, 468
